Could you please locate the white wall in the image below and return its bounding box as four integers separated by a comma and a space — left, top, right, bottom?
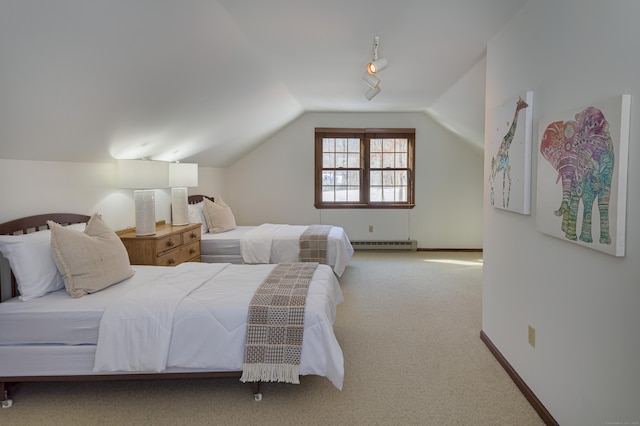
225, 111, 484, 248
0, 159, 226, 231
427, 55, 487, 152
0, 111, 482, 249
483, 1, 640, 424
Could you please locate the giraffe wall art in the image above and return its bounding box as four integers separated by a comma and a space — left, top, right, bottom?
536, 94, 631, 257
488, 91, 534, 214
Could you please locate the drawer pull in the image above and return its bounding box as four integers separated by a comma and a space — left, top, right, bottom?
190, 233, 197, 239
167, 240, 174, 247
189, 248, 196, 254
168, 258, 176, 265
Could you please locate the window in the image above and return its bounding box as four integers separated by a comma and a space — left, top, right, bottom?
315, 128, 415, 208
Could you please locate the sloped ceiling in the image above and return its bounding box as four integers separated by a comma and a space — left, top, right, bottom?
0, 0, 527, 167
426, 55, 488, 152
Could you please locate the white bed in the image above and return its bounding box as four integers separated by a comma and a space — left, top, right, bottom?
0, 263, 343, 383
188, 196, 354, 277
199, 225, 249, 264
0, 213, 344, 406
200, 224, 354, 276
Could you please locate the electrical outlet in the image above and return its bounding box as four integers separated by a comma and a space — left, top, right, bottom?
528, 325, 536, 348
368, 225, 373, 233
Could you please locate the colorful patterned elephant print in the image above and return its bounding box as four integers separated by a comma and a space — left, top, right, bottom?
540, 106, 614, 244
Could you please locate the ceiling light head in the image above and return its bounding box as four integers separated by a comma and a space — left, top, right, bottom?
365, 86, 381, 101
361, 35, 387, 100
367, 57, 388, 75
366, 35, 388, 75
362, 72, 381, 89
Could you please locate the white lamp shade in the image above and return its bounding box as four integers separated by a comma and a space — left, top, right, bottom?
169, 163, 198, 187
362, 72, 381, 89
365, 86, 381, 100
118, 159, 169, 189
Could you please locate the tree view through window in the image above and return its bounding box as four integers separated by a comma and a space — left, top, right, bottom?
315, 128, 415, 208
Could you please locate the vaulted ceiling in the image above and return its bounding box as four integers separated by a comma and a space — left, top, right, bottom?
0, 0, 528, 167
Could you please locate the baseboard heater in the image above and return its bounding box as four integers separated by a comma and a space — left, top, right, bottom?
351, 240, 417, 251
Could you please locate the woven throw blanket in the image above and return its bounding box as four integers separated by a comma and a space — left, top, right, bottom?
299, 225, 332, 263
240, 262, 319, 384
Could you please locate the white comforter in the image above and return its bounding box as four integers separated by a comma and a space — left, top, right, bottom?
93, 262, 344, 389
240, 224, 353, 276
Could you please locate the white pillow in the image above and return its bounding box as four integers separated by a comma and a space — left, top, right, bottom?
49, 213, 134, 298
202, 197, 237, 234
187, 201, 208, 234
0, 222, 85, 301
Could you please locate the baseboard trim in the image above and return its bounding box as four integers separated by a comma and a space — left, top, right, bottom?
417, 248, 483, 252
480, 330, 559, 426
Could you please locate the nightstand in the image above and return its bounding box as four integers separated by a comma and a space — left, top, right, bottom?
118, 221, 201, 266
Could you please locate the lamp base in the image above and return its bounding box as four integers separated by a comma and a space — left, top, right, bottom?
171, 187, 189, 225
134, 189, 156, 236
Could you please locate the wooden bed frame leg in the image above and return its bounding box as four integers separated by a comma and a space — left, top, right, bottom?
250, 382, 262, 401
1, 382, 14, 408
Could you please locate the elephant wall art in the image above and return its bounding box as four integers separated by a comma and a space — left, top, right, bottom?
536, 95, 631, 257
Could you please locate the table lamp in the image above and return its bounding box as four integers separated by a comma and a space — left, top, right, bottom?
169, 162, 198, 226
118, 159, 169, 236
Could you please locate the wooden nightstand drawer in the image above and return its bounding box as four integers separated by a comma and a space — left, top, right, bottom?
156, 240, 200, 266
181, 227, 201, 244
118, 222, 202, 267
156, 234, 183, 255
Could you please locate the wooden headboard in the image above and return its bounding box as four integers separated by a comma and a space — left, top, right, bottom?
187, 195, 214, 204
0, 213, 91, 302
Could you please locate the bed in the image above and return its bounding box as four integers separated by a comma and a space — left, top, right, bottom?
0, 213, 344, 407
188, 195, 354, 276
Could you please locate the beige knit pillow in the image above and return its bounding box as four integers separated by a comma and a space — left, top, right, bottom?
202, 197, 237, 234
49, 213, 135, 298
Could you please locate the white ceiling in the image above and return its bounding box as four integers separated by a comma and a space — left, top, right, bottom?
0, 0, 528, 167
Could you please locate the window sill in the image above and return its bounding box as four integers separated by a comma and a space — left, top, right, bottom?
315, 203, 415, 209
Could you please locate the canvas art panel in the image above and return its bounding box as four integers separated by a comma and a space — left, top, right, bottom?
536, 94, 630, 257
489, 91, 533, 214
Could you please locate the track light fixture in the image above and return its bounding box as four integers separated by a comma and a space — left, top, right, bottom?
367, 57, 388, 75
365, 86, 381, 100
362, 35, 387, 100
362, 72, 381, 90
367, 36, 387, 75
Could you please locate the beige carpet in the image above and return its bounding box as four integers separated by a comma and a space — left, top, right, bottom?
1, 251, 545, 425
